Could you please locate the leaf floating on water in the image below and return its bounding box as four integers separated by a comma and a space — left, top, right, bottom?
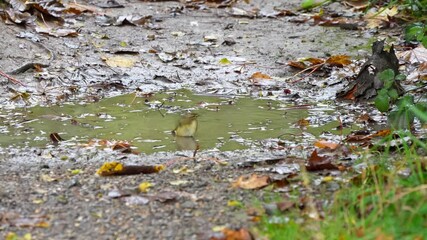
295, 118, 310, 128
97, 161, 165, 176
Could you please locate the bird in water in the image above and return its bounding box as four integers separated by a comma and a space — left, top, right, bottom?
172, 113, 198, 137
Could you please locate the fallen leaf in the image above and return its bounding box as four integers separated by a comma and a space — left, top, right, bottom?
112, 141, 132, 153
364, 6, 398, 29
219, 58, 232, 65
97, 162, 165, 176
227, 200, 244, 208
138, 182, 152, 193
295, 118, 310, 127
397, 45, 427, 64
221, 228, 253, 240
35, 27, 78, 37
314, 140, 339, 150
232, 174, 270, 189
250, 72, 272, 80
369, 129, 391, 138
103, 55, 138, 68
306, 149, 339, 171
287, 60, 307, 69
210, 228, 254, 240
325, 55, 351, 67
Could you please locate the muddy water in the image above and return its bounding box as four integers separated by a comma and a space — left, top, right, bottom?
0, 90, 344, 153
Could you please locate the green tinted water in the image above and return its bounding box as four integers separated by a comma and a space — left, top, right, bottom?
0, 90, 339, 153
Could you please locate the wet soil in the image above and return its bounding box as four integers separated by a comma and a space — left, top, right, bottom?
0, 0, 380, 239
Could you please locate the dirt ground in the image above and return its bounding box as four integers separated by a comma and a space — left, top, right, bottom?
0, 0, 380, 239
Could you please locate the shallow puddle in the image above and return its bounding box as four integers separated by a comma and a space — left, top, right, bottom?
0, 90, 345, 154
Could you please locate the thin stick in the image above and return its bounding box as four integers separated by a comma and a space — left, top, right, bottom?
0, 70, 26, 86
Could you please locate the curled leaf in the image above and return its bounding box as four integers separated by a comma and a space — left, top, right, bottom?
97, 162, 165, 176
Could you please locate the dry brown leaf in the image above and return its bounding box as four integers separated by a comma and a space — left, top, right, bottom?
232, 174, 270, 189
295, 118, 309, 127
287, 61, 307, 69
112, 141, 132, 153
314, 140, 340, 150
369, 129, 391, 138
326, 55, 351, 67
306, 57, 324, 65
306, 149, 339, 171
215, 228, 253, 240
250, 72, 272, 80
364, 6, 398, 29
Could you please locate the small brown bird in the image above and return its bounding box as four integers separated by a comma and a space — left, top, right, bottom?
173, 113, 198, 137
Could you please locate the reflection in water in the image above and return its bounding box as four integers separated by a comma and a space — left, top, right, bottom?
173, 113, 198, 137
175, 136, 199, 151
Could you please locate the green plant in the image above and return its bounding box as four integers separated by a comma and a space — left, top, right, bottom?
300, 0, 332, 10
259, 141, 427, 239
374, 69, 405, 112
401, 0, 427, 17
405, 22, 427, 47
374, 69, 427, 129
368, 0, 427, 17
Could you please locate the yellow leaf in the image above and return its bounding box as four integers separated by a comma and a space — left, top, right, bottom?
33, 199, 45, 204
23, 233, 32, 240
96, 162, 124, 176
322, 176, 334, 182
219, 58, 232, 65
70, 169, 82, 175
227, 200, 243, 207
5, 232, 18, 240
119, 41, 127, 47
138, 182, 152, 193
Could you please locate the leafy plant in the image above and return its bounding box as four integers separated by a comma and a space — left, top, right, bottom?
375, 69, 427, 129
374, 69, 405, 112
369, 0, 427, 17
388, 95, 427, 129
405, 22, 427, 47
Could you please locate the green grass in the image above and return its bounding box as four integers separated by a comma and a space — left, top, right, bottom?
258, 132, 427, 239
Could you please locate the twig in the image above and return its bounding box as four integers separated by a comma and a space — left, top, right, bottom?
0, 70, 26, 86
290, 62, 325, 83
